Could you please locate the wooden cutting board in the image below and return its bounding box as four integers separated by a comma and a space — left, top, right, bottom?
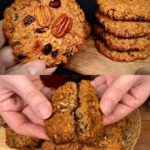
63, 37, 150, 75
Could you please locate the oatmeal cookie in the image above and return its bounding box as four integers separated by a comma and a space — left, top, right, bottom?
44, 82, 78, 144
3, 0, 90, 67
41, 140, 82, 150
95, 12, 150, 38
94, 25, 150, 51
75, 80, 103, 144
97, 0, 150, 21
5, 127, 42, 149
95, 40, 150, 62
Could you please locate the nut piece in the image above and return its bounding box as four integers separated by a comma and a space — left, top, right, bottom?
35, 5, 52, 27
52, 14, 73, 38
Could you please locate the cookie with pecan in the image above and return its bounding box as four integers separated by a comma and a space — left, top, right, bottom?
3, 0, 90, 67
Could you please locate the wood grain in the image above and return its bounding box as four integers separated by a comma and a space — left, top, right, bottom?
63, 38, 150, 75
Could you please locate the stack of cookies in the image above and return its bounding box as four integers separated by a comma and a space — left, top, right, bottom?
94, 0, 150, 62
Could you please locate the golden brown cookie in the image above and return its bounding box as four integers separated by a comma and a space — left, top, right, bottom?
41, 140, 82, 150
44, 82, 78, 144
3, 0, 90, 67
5, 127, 42, 149
97, 0, 150, 21
44, 80, 103, 145
95, 40, 150, 62
75, 80, 103, 144
94, 25, 150, 51
95, 12, 150, 38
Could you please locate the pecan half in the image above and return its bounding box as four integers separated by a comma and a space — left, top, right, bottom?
35, 5, 52, 27
52, 14, 73, 38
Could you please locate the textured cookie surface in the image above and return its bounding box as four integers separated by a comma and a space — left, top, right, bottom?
44, 80, 103, 145
94, 25, 150, 51
44, 82, 78, 144
5, 127, 42, 149
41, 140, 82, 150
3, 0, 90, 67
97, 0, 150, 21
95, 12, 150, 38
76, 80, 103, 144
95, 40, 150, 62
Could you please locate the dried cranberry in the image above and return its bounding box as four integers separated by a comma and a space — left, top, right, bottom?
49, 0, 61, 8
11, 41, 21, 48
35, 28, 46, 33
51, 50, 58, 58
23, 15, 35, 26
43, 44, 52, 55
17, 53, 26, 60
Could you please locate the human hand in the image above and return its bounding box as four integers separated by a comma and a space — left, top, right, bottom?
0, 76, 53, 139
0, 20, 57, 75
91, 75, 150, 125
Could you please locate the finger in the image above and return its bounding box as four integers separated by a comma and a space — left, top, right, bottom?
91, 76, 106, 89
103, 103, 133, 125
41, 87, 54, 99
3, 76, 52, 119
100, 75, 141, 115
1, 111, 49, 139
0, 96, 23, 112
95, 84, 107, 98
122, 82, 150, 108
6, 61, 47, 75
22, 106, 44, 125
44, 67, 57, 75
0, 20, 5, 48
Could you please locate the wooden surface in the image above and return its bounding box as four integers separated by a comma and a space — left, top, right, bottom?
63, 38, 150, 75
0, 104, 150, 150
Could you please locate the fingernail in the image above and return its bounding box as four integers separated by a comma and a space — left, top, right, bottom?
27, 65, 39, 75
100, 101, 113, 115
37, 103, 52, 119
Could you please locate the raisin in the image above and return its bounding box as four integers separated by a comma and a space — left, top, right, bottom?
11, 41, 21, 48
35, 28, 46, 33
51, 50, 58, 58
17, 53, 26, 60
49, 0, 61, 8
23, 15, 35, 26
43, 44, 52, 55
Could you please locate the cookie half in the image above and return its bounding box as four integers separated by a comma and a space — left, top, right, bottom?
94, 25, 150, 51
97, 0, 150, 21
75, 80, 103, 144
95, 12, 150, 38
95, 40, 150, 62
44, 82, 78, 144
3, 0, 90, 67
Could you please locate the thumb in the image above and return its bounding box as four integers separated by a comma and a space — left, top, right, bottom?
6, 61, 56, 75
3, 76, 52, 119
0, 20, 5, 48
